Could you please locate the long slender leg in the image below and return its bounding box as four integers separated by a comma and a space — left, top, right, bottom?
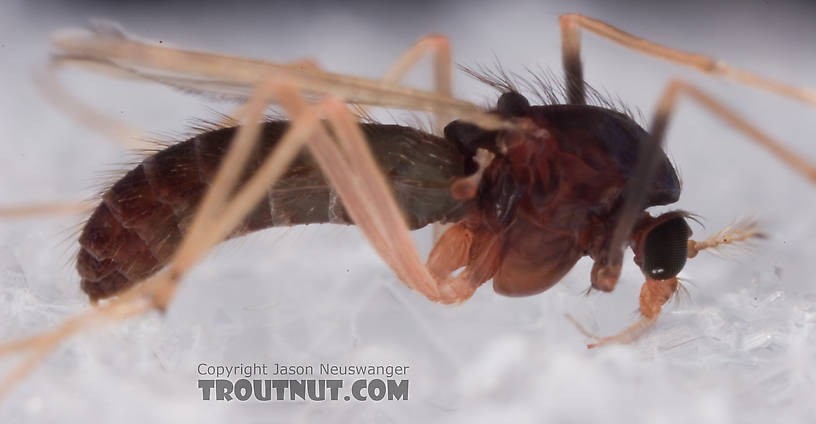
33, 70, 146, 149
383, 34, 453, 133
18, 30, 466, 293
12, 33, 470, 224
0, 74, 490, 395
565, 13, 815, 288
7, 62, 332, 222
153, 82, 319, 306
558, 13, 816, 107
379, 34, 456, 241
592, 78, 814, 345
0, 201, 94, 218
0, 78, 325, 395
0, 28, 486, 396
309, 99, 438, 296
178, 86, 487, 305
596, 78, 816, 294
228, 35, 457, 254
588, 278, 678, 348
313, 98, 497, 303
559, 15, 585, 105
343, 34, 454, 141
0, 279, 154, 398
383, 34, 452, 97
0, 69, 148, 220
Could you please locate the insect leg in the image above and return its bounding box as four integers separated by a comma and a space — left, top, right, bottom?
151, 83, 319, 306
383, 34, 452, 96
0, 80, 323, 397
383, 34, 453, 132
1, 29, 488, 393
310, 98, 498, 303
0, 69, 149, 220
380, 34, 455, 240
587, 278, 678, 348
306, 98, 439, 297
558, 13, 816, 107
0, 277, 155, 398
0, 201, 94, 218
449, 148, 495, 200
599, 78, 816, 294
594, 78, 814, 345
33, 70, 146, 149
649, 80, 816, 184
559, 13, 586, 105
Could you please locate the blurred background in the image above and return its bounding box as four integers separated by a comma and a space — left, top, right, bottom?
0, 0, 815, 422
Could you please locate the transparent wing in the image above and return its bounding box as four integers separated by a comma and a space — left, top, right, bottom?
51, 21, 509, 129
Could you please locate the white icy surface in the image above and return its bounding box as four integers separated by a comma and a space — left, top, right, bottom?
0, 1, 815, 423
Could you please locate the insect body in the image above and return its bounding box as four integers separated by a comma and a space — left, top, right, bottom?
79, 89, 689, 311
2, 14, 813, 394
444, 94, 685, 296
53, 13, 816, 350
78, 122, 469, 300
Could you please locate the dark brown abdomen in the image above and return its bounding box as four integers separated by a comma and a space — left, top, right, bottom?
77, 122, 467, 301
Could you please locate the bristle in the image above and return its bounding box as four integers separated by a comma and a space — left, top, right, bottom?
673, 279, 692, 307
87, 111, 296, 201
460, 62, 643, 125
460, 61, 519, 94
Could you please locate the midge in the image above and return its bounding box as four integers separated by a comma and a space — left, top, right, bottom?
1, 13, 815, 391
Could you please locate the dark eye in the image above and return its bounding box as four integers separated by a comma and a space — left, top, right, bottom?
643, 216, 691, 280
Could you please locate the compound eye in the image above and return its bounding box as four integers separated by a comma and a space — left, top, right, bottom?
642, 216, 691, 280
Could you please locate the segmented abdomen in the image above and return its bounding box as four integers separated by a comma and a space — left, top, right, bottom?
77, 122, 467, 301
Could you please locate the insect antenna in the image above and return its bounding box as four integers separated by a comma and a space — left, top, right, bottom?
688, 219, 767, 259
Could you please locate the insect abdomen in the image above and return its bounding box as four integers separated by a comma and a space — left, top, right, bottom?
77, 122, 467, 301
